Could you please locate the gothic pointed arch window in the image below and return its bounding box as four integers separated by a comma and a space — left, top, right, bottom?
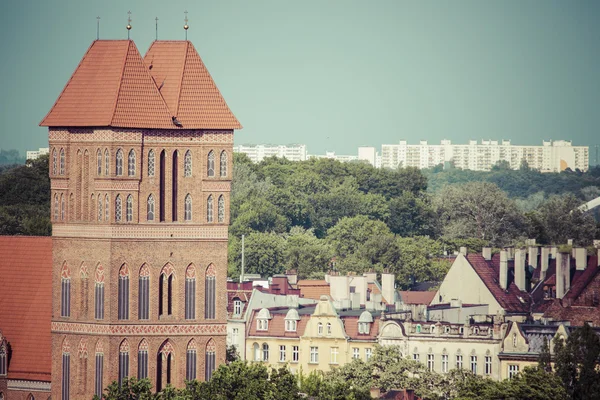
115, 195, 122, 222
157, 340, 174, 392
207, 195, 214, 222
118, 264, 130, 320
184, 150, 192, 177
205, 264, 216, 319
68, 193, 74, 221
104, 149, 109, 176
147, 195, 155, 221
54, 194, 59, 221
185, 265, 196, 320
138, 264, 150, 320
148, 149, 155, 177
59, 148, 65, 175
104, 194, 109, 221
62, 339, 70, 400
97, 195, 102, 222
205, 339, 216, 381
184, 194, 192, 221
119, 340, 130, 385
128, 149, 136, 176
52, 148, 57, 175
94, 341, 104, 398
186, 339, 197, 381
0, 339, 7, 376
159, 264, 174, 317
218, 195, 225, 223
27, 393, 35, 400
96, 149, 102, 175
126, 195, 133, 222
78, 339, 89, 393
207, 150, 215, 177
116, 149, 124, 176
61, 194, 65, 220
220, 151, 227, 177
61, 263, 71, 317
94, 264, 105, 320
138, 339, 149, 379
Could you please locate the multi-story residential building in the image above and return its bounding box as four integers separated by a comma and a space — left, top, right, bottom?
234, 144, 307, 163
26, 147, 50, 160
381, 140, 589, 172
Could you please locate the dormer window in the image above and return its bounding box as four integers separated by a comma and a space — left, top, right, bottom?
430, 325, 436, 334
444, 326, 450, 334
416, 324, 422, 333
285, 308, 300, 332
286, 320, 297, 332
257, 308, 271, 331
358, 311, 373, 335
233, 299, 242, 317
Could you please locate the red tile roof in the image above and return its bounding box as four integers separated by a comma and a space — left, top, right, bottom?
399, 291, 436, 305
297, 280, 330, 300
565, 257, 599, 302
247, 310, 311, 338
0, 236, 52, 382
344, 315, 380, 341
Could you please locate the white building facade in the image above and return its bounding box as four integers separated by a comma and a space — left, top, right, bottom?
26, 147, 49, 160
234, 144, 307, 163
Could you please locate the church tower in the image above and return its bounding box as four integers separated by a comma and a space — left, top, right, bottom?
40, 39, 241, 399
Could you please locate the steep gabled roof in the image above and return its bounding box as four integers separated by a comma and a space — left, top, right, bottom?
144, 41, 242, 129
40, 40, 174, 129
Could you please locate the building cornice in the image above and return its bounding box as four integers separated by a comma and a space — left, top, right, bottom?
51, 321, 226, 336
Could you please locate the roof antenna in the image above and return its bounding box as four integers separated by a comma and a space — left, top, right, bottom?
155, 17, 159, 40
96, 16, 100, 40
126, 11, 132, 39
184, 10, 189, 40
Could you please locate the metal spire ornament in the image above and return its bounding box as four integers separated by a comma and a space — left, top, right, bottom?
126, 11, 132, 39
184, 11, 189, 40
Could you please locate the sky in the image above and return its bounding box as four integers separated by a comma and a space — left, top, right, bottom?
1, 0, 599, 160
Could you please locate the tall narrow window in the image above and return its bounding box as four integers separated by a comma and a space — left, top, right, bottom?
94, 265, 105, 320
115, 195, 122, 222
186, 340, 197, 381
61, 194, 65, 220
61, 263, 71, 317
218, 195, 225, 223
52, 148, 57, 175
485, 355, 492, 375
185, 194, 192, 221
54, 194, 59, 221
456, 354, 463, 369
220, 151, 227, 177
427, 353, 435, 371
104, 194, 109, 221
470, 355, 478, 374
118, 265, 130, 320
207, 150, 215, 177
205, 264, 216, 319
62, 341, 70, 400
60, 148, 65, 175
442, 353, 449, 373
96, 149, 102, 175
126, 195, 133, 222
184, 150, 192, 177
116, 149, 123, 176
104, 149, 109, 176
157, 341, 174, 391
95, 345, 103, 399
0, 341, 7, 376
159, 264, 174, 317
147, 195, 155, 221
206, 340, 216, 381
138, 265, 150, 320
138, 340, 148, 380
207, 195, 214, 222
160, 150, 165, 222
148, 150, 155, 177
185, 265, 196, 319
119, 341, 129, 386
128, 149, 136, 176
97, 195, 102, 221
172, 151, 178, 221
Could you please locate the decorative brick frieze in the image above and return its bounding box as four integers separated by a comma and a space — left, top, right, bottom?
52, 321, 226, 336
49, 128, 233, 144
201, 180, 231, 192
7, 379, 52, 392
94, 180, 140, 191
52, 224, 228, 240
51, 179, 69, 190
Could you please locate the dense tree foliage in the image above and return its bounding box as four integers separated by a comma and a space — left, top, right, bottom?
0, 149, 25, 166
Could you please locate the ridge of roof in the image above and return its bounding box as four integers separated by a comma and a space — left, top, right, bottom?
110, 40, 133, 126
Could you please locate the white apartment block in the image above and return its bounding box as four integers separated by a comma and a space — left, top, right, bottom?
381, 140, 589, 172
26, 147, 49, 160
234, 144, 307, 163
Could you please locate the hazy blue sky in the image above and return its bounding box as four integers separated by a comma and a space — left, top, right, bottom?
1, 0, 599, 159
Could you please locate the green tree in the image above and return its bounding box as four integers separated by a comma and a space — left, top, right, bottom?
326, 215, 392, 260
100, 377, 155, 400
228, 232, 286, 279
535, 194, 597, 245
283, 227, 333, 278
388, 191, 437, 237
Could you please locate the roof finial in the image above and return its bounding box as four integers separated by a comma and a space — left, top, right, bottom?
96, 16, 100, 40
184, 10, 189, 40
126, 11, 132, 39
155, 17, 159, 41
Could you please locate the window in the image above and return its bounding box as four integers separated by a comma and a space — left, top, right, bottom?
104, 149, 109, 176
157, 342, 174, 391
96, 149, 101, 175
147, 195, 155, 221
262, 343, 269, 361
365, 348, 372, 362
353, 348, 360, 359
95, 351, 103, 398
60, 148, 65, 175
512, 333, 517, 348
232, 328, 239, 346
61, 263, 71, 317
94, 265, 105, 320
115, 195, 122, 222
359, 322, 370, 334
52, 148, 57, 175
310, 346, 319, 364
184, 150, 192, 177
54, 194, 59, 220
205, 341, 216, 381
444, 326, 450, 334
207, 150, 215, 177
416, 324, 422, 333
456, 355, 463, 370
61, 194, 65, 220
207, 195, 214, 222
97, 195, 102, 221
485, 356, 492, 375
128, 150, 135, 176
253, 343, 260, 361
427, 354, 435, 371
233, 299, 243, 317
119, 341, 129, 385
0, 342, 7, 375
257, 319, 268, 331
430, 325, 436, 334
186, 340, 197, 381
470, 355, 477, 374
159, 265, 174, 317
508, 364, 519, 379
185, 194, 192, 221
413, 352, 420, 362
218, 195, 225, 223
138, 265, 150, 320
292, 346, 299, 362
62, 346, 70, 400
172, 151, 178, 221
126, 195, 133, 222
330, 347, 339, 364
442, 354, 449, 373
104, 194, 109, 221
220, 151, 227, 177
118, 265, 129, 320
148, 150, 155, 177
279, 345, 286, 362
185, 265, 196, 320
286, 319, 297, 332
205, 264, 216, 319
137, 340, 148, 380
327, 322, 332, 335
116, 149, 123, 176
318, 322, 323, 336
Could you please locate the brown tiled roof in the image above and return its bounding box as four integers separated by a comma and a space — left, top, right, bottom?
0, 236, 52, 382
144, 41, 242, 130
399, 291, 436, 305
247, 310, 310, 338
565, 257, 599, 301
543, 299, 600, 326
297, 280, 330, 300
344, 315, 380, 340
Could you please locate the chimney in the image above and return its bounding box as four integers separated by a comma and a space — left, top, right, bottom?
550, 247, 558, 259
514, 249, 526, 292
362, 270, 377, 284
381, 272, 396, 304
575, 248, 588, 271
556, 252, 571, 299
528, 246, 538, 270
482, 247, 492, 261
460, 246, 468, 256
540, 247, 550, 281
285, 270, 298, 285
500, 250, 508, 290
507, 247, 515, 260
567, 239, 574, 246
